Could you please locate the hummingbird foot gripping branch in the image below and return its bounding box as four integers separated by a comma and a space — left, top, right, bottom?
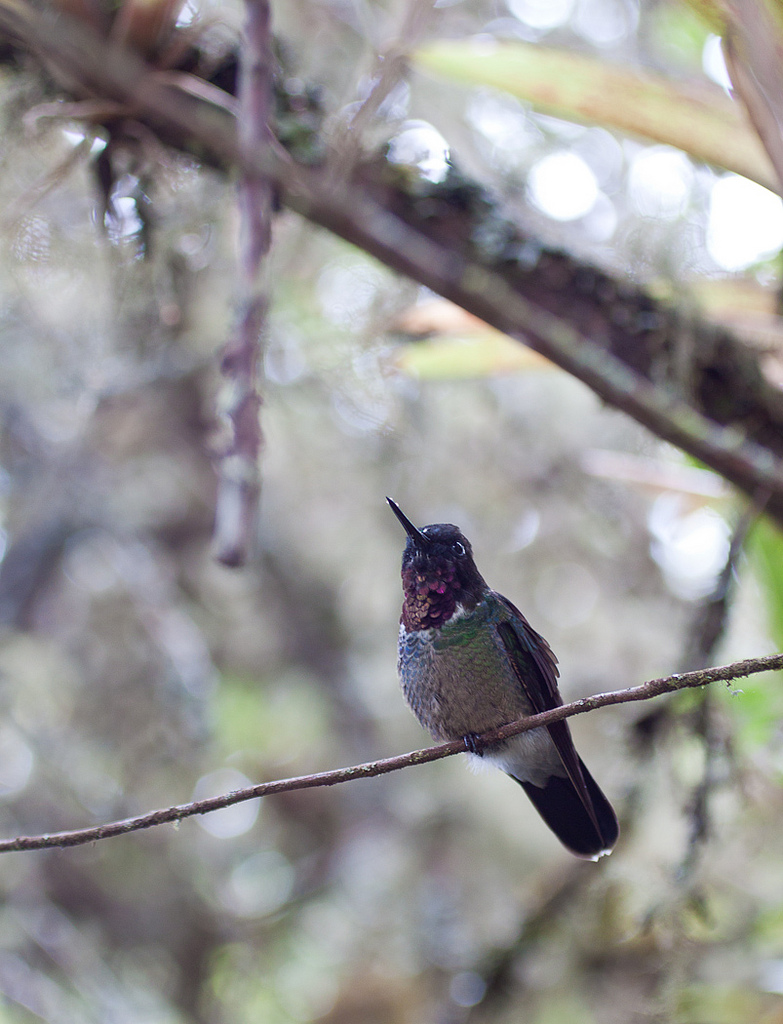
388, 497, 619, 860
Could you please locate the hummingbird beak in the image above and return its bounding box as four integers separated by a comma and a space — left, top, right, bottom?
386, 497, 431, 546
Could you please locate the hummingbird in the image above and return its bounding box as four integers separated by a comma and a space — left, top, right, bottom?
387, 497, 618, 859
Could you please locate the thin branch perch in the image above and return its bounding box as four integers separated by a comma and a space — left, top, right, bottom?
2, 652, 780, 855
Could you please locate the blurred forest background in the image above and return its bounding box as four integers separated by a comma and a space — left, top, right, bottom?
1, 0, 783, 1021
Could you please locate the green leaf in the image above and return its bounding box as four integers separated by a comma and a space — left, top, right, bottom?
678, 0, 727, 34
412, 40, 778, 193
675, 984, 765, 1023
649, 4, 713, 69
391, 332, 554, 378
721, 517, 783, 752
749, 516, 783, 650
216, 672, 329, 765
723, 673, 783, 750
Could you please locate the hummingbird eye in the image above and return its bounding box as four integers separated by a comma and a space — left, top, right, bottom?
453, 541, 466, 557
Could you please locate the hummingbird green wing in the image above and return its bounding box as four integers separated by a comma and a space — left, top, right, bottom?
492, 594, 561, 711
493, 595, 605, 838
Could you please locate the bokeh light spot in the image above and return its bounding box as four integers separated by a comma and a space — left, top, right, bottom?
507, 0, 575, 30
648, 495, 730, 600
703, 35, 732, 92
528, 151, 599, 221
707, 175, 783, 271
629, 147, 693, 219
387, 121, 450, 183
193, 768, 258, 839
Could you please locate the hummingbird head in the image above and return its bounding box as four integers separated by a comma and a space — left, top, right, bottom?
387, 498, 488, 630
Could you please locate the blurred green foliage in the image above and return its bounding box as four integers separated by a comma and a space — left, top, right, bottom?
649, 2, 713, 66
750, 517, 783, 651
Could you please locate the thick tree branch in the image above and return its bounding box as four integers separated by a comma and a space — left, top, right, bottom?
1, 652, 780, 854
723, 2, 783, 196
4, 3, 783, 523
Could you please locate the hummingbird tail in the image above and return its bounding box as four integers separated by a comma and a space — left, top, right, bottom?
512, 758, 619, 859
